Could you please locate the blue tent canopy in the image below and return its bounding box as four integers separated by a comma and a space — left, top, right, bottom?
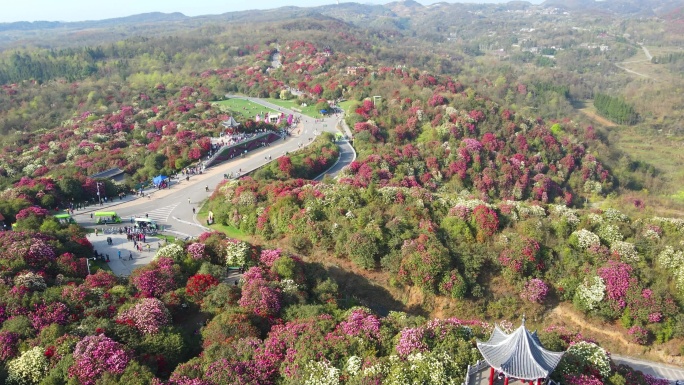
153, 175, 169, 185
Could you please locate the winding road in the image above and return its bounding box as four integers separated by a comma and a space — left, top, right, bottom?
72, 96, 355, 240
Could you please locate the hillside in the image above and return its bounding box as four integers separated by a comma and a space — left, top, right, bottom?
0, 2, 683, 385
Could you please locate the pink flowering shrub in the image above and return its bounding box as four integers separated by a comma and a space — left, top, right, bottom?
130, 257, 179, 297
206, 357, 275, 385
627, 325, 649, 345
597, 261, 632, 310
520, 278, 549, 303
563, 374, 604, 385
15, 206, 50, 220
439, 269, 467, 299
0, 331, 19, 361
336, 308, 381, 340
116, 298, 171, 335
29, 301, 70, 330
395, 318, 484, 358
259, 248, 282, 267
239, 267, 282, 317
25, 239, 56, 267
69, 334, 131, 385
186, 243, 206, 261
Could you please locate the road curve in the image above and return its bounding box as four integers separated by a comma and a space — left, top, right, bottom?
73, 96, 355, 238
612, 355, 684, 384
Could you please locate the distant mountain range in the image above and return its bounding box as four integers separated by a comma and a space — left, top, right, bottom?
541, 0, 683, 16
0, 12, 189, 33
0, 0, 681, 35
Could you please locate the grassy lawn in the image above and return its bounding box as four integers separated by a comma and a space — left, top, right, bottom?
91, 260, 112, 273
208, 222, 248, 240
338, 99, 356, 113
196, 204, 249, 240
213, 99, 278, 119
216, 96, 352, 119
263, 98, 326, 118
614, 126, 684, 195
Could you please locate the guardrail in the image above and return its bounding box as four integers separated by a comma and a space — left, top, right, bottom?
463, 360, 490, 385
204, 132, 281, 168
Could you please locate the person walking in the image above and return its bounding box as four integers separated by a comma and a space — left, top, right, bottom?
129, 251, 133, 260
192, 207, 196, 214
188, 198, 191, 204
118, 250, 121, 259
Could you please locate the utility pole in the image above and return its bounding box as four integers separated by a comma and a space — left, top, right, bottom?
96, 182, 104, 204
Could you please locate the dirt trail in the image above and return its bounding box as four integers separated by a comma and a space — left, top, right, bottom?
548, 304, 684, 366
549, 304, 630, 345
579, 108, 617, 127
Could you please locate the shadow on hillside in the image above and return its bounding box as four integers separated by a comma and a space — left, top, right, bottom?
326, 265, 425, 317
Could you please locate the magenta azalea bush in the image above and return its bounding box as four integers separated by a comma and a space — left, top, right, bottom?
563, 374, 604, 385
186, 243, 206, 261
0, 331, 19, 361
69, 334, 131, 385
130, 257, 179, 297
627, 325, 649, 345
116, 298, 171, 335
520, 278, 549, 303
28, 301, 70, 330
259, 248, 282, 267
15, 206, 50, 220
239, 267, 282, 317
337, 308, 381, 340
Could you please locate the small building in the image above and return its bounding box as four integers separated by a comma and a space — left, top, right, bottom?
476, 318, 565, 385
89, 168, 125, 183
221, 116, 240, 130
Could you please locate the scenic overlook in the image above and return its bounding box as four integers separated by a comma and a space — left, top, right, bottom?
0, 0, 683, 384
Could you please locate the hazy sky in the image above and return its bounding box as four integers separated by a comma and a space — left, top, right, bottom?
0, 0, 532, 23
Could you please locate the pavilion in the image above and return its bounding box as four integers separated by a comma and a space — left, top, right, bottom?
221, 116, 240, 130
476, 318, 565, 385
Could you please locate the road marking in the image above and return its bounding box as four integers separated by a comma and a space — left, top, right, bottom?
138, 203, 179, 223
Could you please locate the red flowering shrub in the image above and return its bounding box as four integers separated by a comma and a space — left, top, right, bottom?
15, 206, 50, 220
85, 270, 119, 290
56, 253, 88, 278
185, 274, 220, 302
471, 205, 499, 242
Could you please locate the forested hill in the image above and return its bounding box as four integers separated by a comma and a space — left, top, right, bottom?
541, 0, 683, 16
0, 12, 189, 32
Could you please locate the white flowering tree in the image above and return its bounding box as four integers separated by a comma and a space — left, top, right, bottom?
154, 243, 186, 261
13, 272, 47, 291
225, 240, 251, 267
303, 360, 340, 385
658, 246, 684, 295
554, 341, 611, 382
384, 352, 461, 385
6, 346, 50, 385
570, 229, 600, 249
573, 276, 606, 311
610, 241, 639, 262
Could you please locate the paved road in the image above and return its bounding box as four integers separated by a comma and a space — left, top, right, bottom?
613, 355, 684, 384
73, 96, 352, 240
